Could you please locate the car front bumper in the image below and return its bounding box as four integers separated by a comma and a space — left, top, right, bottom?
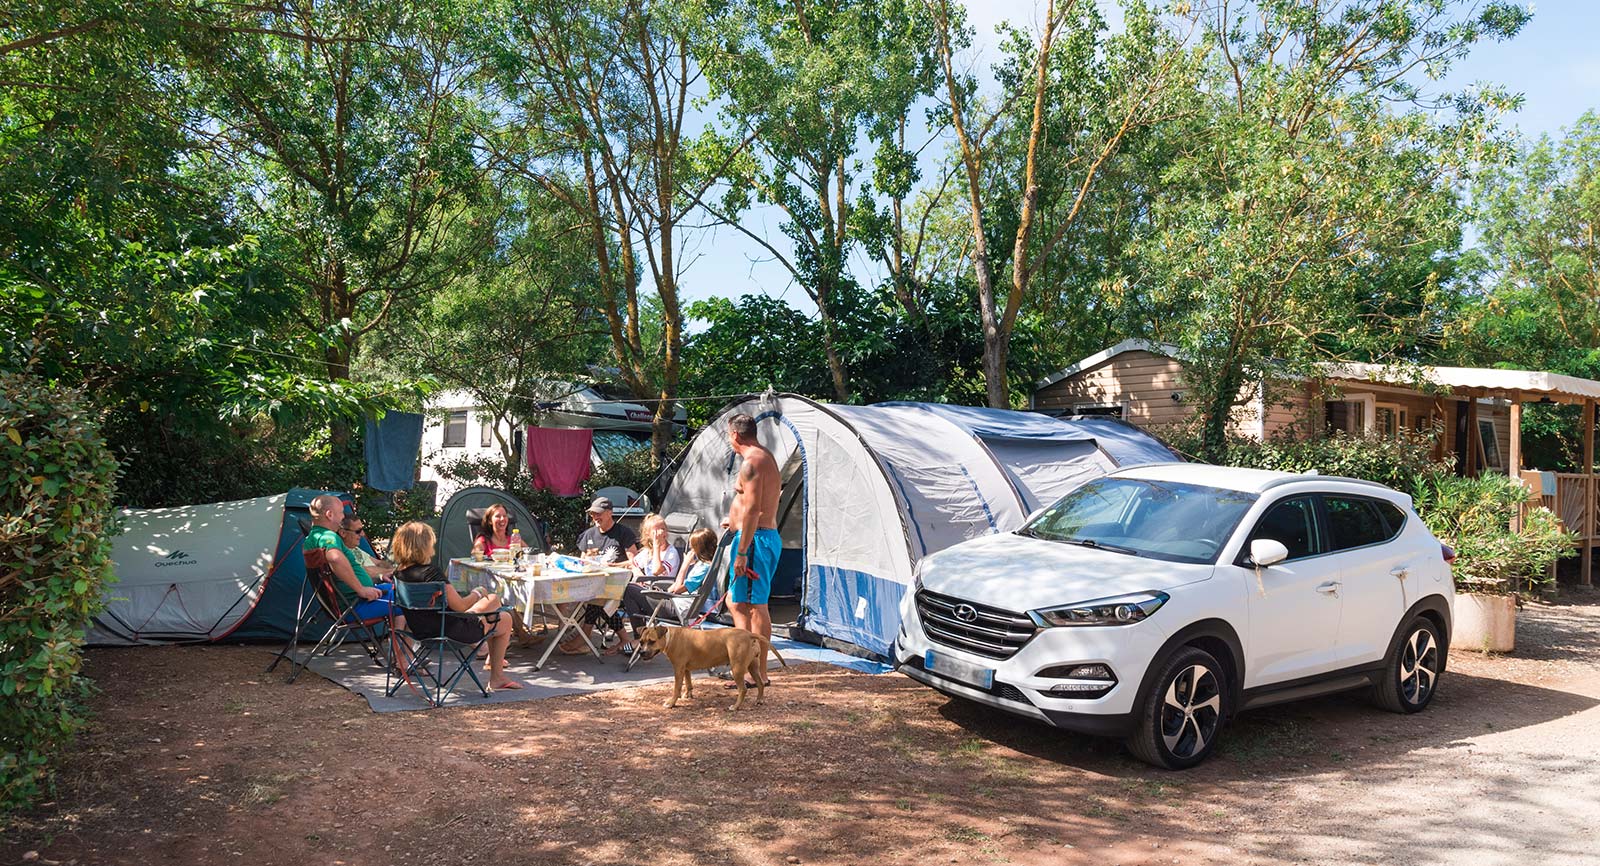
894, 594, 1173, 739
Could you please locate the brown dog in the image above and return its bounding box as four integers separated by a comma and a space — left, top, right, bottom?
636, 625, 786, 710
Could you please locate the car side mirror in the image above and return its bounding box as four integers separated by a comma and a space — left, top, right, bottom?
1249, 539, 1289, 568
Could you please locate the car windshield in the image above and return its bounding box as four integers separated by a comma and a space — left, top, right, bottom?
1022, 477, 1258, 564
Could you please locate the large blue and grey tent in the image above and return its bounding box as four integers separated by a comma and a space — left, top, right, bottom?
656, 395, 1178, 658
87, 488, 367, 645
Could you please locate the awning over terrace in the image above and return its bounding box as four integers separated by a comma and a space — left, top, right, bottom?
1322, 363, 1600, 405
1322, 361, 1599, 586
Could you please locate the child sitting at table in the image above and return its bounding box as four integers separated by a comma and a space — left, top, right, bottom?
660, 528, 717, 619
630, 513, 681, 584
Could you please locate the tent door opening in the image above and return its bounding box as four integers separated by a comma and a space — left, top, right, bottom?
766, 450, 807, 635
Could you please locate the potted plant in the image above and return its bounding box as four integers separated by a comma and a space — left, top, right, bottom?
1412, 472, 1577, 652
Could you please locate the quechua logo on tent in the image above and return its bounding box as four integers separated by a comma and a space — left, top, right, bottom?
155, 549, 197, 568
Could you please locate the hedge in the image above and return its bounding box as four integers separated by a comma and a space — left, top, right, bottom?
0, 373, 119, 813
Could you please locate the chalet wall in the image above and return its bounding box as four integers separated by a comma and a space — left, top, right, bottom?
1036, 353, 1518, 469
1032, 350, 1192, 427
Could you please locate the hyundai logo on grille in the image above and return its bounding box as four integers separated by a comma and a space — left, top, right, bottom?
953, 603, 979, 623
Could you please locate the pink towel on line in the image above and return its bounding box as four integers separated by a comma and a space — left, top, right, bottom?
526, 426, 594, 496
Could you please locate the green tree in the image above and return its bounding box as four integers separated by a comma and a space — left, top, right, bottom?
680, 295, 834, 423
490, 0, 742, 462
1451, 112, 1600, 371
1144, 0, 1527, 461
699, 0, 941, 402
0, 1, 368, 505
927, 0, 1194, 408
180, 2, 498, 442
373, 185, 610, 478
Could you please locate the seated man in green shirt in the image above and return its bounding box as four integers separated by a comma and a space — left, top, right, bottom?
339, 513, 396, 581
303, 494, 400, 625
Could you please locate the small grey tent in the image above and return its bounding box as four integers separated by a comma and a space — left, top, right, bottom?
435, 486, 546, 565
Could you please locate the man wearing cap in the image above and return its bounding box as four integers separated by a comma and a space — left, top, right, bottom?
558, 497, 642, 654
576, 496, 639, 565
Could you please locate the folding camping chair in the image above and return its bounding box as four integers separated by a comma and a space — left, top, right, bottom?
265, 518, 320, 677
626, 531, 733, 671
278, 549, 391, 684
385, 580, 511, 707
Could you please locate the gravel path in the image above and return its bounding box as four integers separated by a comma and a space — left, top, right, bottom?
5, 589, 1598, 866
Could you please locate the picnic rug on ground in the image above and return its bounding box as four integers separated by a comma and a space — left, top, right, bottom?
283, 629, 892, 713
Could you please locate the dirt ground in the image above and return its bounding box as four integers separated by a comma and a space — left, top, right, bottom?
6, 590, 1600, 866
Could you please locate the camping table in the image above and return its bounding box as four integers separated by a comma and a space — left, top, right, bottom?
447, 558, 632, 670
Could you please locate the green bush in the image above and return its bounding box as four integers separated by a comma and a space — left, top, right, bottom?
352, 483, 439, 540
1155, 424, 1444, 490
1412, 472, 1576, 597
435, 448, 664, 552
0, 373, 119, 812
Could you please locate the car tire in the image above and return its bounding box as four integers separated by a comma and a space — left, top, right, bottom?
1371, 616, 1444, 714
1125, 645, 1229, 770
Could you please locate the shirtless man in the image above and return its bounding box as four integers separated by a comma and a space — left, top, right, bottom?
723, 412, 781, 686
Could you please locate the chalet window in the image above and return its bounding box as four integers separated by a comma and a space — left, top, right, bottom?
1375, 403, 1408, 438
1478, 418, 1502, 469
442, 410, 467, 448
1325, 399, 1365, 434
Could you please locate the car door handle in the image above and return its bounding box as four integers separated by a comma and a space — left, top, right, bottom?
1316, 581, 1341, 596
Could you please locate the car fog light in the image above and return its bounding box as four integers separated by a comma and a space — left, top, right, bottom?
1038, 663, 1115, 680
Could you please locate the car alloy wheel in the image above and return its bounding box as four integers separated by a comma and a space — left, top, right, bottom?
1127, 645, 1230, 769
1161, 663, 1222, 760
1398, 625, 1439, 707
1371, 616, 1445, 714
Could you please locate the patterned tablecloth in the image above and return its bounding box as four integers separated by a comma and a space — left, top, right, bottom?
446, 558, 631, 610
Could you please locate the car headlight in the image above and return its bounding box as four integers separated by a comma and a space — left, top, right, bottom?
1029, 591, 1169, 628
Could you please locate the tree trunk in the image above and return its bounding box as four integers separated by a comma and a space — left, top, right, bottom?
816, 276, 850, 403
1201, 364, 1242, 464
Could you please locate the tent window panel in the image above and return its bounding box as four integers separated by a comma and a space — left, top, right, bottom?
443, 410, 467, 448
809, 432, 900, 569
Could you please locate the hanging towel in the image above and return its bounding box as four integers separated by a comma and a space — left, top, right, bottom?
527, 426, 594, 495
363, 411, 424, 491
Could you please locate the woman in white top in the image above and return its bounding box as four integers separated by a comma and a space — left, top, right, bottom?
630, 513, 681, 584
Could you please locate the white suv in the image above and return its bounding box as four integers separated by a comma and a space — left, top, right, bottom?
894, 463, 1454, 769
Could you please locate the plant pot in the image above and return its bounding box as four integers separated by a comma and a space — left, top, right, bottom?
1453, 592, 1515, 652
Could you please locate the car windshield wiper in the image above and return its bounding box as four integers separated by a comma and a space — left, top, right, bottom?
1014, 525, 1041, 539
1063, 537, 1138, 556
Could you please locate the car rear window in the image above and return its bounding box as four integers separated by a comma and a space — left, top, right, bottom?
1323, 496, 1400, 551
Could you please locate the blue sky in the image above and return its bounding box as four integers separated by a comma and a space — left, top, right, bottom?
676, 0, 1597, 313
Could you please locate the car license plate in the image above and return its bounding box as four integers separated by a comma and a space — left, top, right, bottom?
925, 649, 994, 690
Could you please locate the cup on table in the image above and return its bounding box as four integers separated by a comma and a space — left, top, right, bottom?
472, 548, 485, 562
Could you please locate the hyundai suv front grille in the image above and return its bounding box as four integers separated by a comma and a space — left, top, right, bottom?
916, 588, 1038, 660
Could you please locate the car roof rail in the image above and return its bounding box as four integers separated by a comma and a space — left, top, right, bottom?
1259, 472, 1394, 493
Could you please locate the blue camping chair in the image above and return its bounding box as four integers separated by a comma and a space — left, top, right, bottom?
385, 579, 511, 707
